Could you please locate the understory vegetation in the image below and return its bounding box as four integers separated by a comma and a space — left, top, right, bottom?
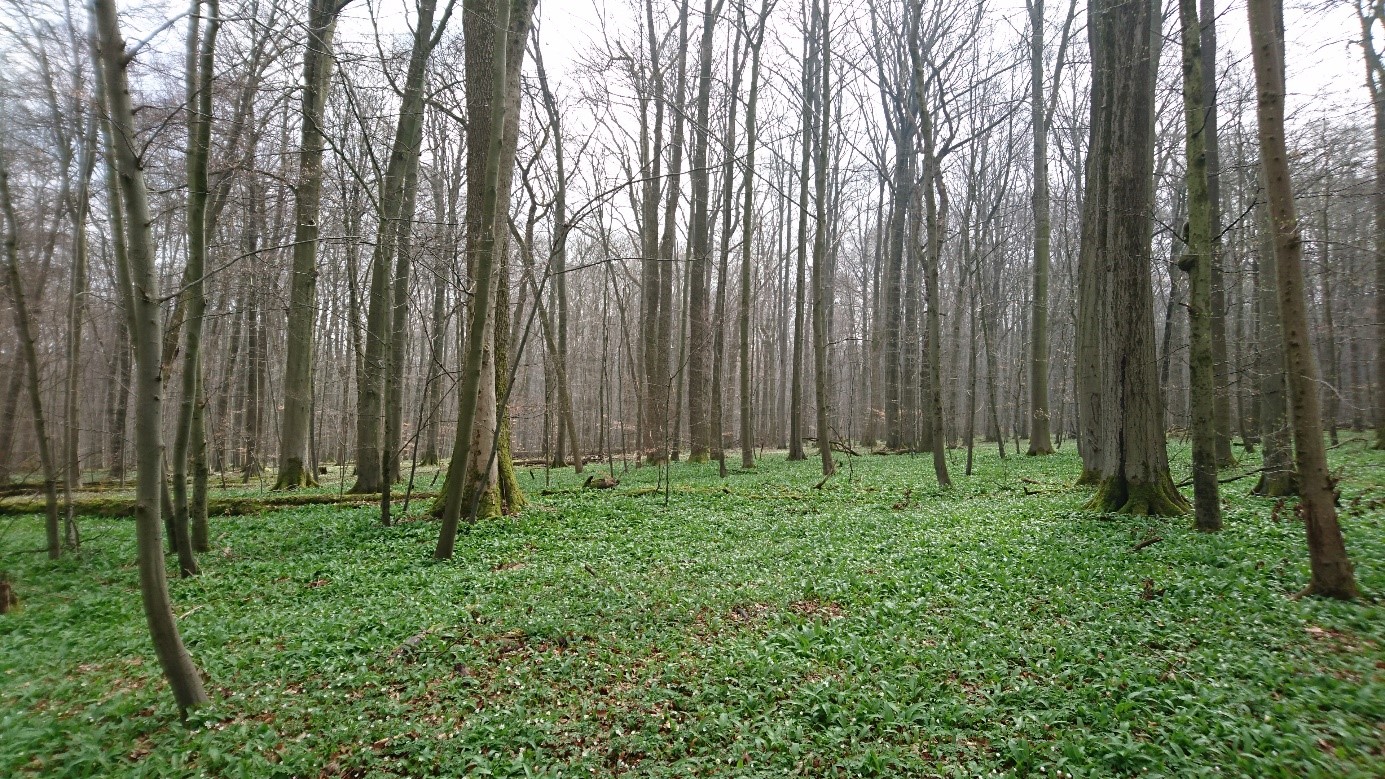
2, 441, 1382, 778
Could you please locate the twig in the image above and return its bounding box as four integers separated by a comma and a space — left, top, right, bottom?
1131, 536, 1163, 552
1177, 466, 1267, 488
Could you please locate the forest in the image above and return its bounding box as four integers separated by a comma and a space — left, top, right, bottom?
0, 0, 1382, 774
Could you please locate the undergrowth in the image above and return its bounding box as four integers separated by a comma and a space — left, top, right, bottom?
1, 439, 1381, 777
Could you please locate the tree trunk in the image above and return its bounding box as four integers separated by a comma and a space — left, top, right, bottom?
92, 0, 210, 711
685, 0, 714, 463
1026, 0, 1055, 456
0, 160, 61, 559
810, 0, 834, 477
1179, 0, 1222, 531
435, 0, 535, 557
171, 0, 220, 576
1081, 0, 1188, 515
1202, 0, 1236, 468
739, 3, 770, 470
1248, 0, 1357, 598
276, 0, 348, 489
1253, 217, 1296, 497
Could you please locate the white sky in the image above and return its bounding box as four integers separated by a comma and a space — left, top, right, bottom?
0, 0, 1365, 141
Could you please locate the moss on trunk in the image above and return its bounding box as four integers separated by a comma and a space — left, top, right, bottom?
1085, 474, 1190, 516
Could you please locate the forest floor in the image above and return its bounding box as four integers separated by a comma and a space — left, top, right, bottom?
1, 439, 1383, 778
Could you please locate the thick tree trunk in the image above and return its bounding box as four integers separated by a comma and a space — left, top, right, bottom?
1081, 0, 1188, 515
435, 0, 535, 557
1248, 0, 1357, 599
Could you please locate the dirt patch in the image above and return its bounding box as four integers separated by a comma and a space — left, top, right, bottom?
790, 600, 845, 620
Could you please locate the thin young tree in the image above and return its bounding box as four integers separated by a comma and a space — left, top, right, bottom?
170, 0, 221, 576
0, 156, 61, 560
92, 0, 210, 711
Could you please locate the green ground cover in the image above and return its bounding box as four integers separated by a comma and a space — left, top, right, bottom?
1, 440, 1382, 777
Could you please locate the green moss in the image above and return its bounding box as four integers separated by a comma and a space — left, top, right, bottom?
1085, 474, 1190, 516
273, 458, 318, 491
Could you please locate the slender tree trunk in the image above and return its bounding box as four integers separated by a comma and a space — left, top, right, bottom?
712, 18, 745, 476
1248, 0, 1357, 598
789, 23, 814, 462
92, 0, 210, 711
1027, 0, 1055, 455
1317, 170, 1340, 445
810, 0, 834, 476
62, 124, 97, 548
533, 44, 578, 471
171, 0, 220, 576
739, 3, 770, 470
1179, 0, 1222, 531
277, 0, 348, 489
0, 161, 61, 559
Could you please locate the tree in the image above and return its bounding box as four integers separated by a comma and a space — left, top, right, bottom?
1078, 0, 1189, 515
810, 0, 835, 476
0, 155, 60, 560
1247, 0, 1357, 599
92, 0, 210, 712
1359, 0, 1385, 450
170, 0, 221, 576
276, 0, 352, 490
739, 0, 775, 470
1025, 0, 1076, 456
435, 0, 536, 558
1178, 0, 1220, 531
353, 0, 449, 499
686, 0, 715, 462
